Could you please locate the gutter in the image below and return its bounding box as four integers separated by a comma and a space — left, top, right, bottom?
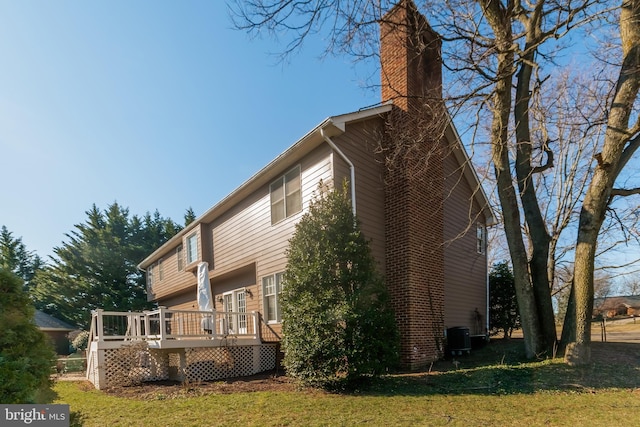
320, 126, 357, 216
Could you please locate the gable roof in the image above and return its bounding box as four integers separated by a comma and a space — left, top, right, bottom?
138, 102, 495, 269
34, 310, 76, 331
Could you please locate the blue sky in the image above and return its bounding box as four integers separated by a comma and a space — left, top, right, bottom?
0, 1, 379, 259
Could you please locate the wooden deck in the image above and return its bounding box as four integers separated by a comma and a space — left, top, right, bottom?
87, 307, 261, 349
85, 308, 276, 389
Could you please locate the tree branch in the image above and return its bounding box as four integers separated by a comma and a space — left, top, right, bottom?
610, 187, 640, 197
532, 141, 555, 173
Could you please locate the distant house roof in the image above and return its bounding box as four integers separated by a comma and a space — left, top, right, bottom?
34, 310, 76, 331
594, 295, 640, 311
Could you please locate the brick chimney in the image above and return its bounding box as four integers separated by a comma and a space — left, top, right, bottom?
380, 0, 446, 370
380, 0, 442, 112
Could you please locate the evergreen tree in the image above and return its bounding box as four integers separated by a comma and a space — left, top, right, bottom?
184, 207, 196, 226
489, 262, 521, 339
0, 225, 44, 292
32, 203, 181, 328
282, 182, 398, 389
0, 269, 55, 403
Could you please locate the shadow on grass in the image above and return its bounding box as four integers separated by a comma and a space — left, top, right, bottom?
365, 339, 640, 397
70, 410, 86, 427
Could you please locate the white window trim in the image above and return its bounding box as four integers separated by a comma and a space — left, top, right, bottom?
269, 165, 302, 225
176, 245, 184, 272
146, 264, 154, 292
262, 272, 284, 323
222, 289, 247, 334
186, 233, 198, 265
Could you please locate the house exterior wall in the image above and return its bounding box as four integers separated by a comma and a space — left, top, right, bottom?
44, 330, 71, 355
331, 119, 387, 271
149, 144, 335, 340
443, 145, 488, 335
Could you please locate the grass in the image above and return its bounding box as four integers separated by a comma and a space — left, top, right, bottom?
52, 338, 640, 427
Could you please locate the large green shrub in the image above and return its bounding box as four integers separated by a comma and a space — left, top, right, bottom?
0, 268, 55, 403
282, 182, 399, 389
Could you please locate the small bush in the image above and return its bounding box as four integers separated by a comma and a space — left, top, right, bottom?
72, 330, 90, 352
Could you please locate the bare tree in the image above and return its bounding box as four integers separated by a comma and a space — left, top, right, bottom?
620, 275, 640, 295
565, 0, 640, 365
231, 0, 639, 361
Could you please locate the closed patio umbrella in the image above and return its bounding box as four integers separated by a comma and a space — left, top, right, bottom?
197, 262, 214, 333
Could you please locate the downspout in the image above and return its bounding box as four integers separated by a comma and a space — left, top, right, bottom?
320, 127, 357, 216
485, 237, 490, 336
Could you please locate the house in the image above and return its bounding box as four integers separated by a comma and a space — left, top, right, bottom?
593, 295, 640, 318
35, 310, 76, 355
85, 0, 494, 389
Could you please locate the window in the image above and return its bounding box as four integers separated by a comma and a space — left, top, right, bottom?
158, 259, 164, 281
223, 290, 247, 334
186, 233, 198, 264
146, 264, 154, 292
270, 166, 301, 224
262, 272, 284, 323
477, 223, 486, 254
176, 245, 184, 271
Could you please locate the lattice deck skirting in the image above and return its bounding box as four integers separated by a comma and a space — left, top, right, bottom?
87, 342, 277, 389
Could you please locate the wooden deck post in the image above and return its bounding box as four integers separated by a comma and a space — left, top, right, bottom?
95, 309, 104, 343
159, 306, 167, 340
143, 312, 151, 339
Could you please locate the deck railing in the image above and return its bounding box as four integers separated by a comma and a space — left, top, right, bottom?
89, 307, 260, 343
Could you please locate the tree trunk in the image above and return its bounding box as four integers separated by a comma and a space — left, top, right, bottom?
566, 0, 640, 366
513, 12, 557, 354
481, 0, 542, 358
559, 282, 576, 350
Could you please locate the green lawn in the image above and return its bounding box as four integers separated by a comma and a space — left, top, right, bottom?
53, 339, 640, 427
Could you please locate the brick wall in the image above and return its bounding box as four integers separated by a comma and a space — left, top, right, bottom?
380, 0, 447, 369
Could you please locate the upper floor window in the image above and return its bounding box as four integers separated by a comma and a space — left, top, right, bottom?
477, 223, 486, 254
158, 259, 164, 281
176, 245, 184, 271
270, 166, 301, 224
146, 264, 154, 292
262, 272, 284, 323
186, 233, 198, 264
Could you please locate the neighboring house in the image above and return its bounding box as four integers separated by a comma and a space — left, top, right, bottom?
593, 295, 640, 318
35, 310, 76, 355
85, 1, 494, 389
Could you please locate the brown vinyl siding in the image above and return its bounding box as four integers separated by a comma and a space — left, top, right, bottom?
162, 290, 199, 311
331, 119, 387, 271
443, 146, 488, 335
153, 145, 334, 318
212, 265, 259, 313
148, 246, 197, 301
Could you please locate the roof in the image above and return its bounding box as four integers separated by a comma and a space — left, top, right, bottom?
34, 310, 76, 331
138, 101, 495, 268
594, 295, 640, 310
138, 103, 392, 268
